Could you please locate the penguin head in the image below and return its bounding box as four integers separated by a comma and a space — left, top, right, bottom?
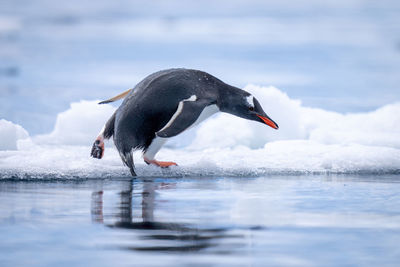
220, 89, 279, 130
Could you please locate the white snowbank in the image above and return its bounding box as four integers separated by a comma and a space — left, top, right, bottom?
0, 119, 29, 151
34, 100, 116, 146
303, 103, 400, 148
191, 85, 400, 149
0, 85, 399, 178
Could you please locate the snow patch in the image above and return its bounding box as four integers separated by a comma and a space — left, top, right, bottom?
0, 119, 29, 151
191, 85, 400, 149
34, 100, 116, 146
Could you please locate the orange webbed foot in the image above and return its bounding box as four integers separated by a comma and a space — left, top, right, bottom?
144, 157, 178, 168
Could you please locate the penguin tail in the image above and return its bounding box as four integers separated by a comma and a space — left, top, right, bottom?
121, 150, 136, 176
98, 88, 132, 104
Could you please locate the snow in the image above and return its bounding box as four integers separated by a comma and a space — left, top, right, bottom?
34, 100, 116, 146
0, 85, 399, 178
0, 119, 29, 151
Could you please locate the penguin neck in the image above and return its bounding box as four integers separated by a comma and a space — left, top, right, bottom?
217, 84, 248, 113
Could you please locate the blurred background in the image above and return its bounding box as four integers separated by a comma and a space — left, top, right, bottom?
1, 0, 399, 135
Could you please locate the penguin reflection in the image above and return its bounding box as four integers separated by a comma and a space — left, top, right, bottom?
91, 190, 104, 223
90, 179, 244, 252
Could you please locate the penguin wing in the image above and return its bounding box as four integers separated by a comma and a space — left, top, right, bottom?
156, 97, 212, 138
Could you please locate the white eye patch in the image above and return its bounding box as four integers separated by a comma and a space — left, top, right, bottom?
246, 95, 254, 108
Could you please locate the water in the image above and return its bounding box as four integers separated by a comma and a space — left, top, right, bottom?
0, 175, 399, 266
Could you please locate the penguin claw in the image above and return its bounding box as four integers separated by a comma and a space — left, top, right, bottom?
144, 158, 178, 168
91, 139, 104, 159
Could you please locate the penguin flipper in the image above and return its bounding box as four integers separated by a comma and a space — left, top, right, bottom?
156, 98, 211, 138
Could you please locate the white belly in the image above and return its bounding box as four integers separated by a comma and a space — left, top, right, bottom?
188, 104, 219, 129
144, 104, 219, 160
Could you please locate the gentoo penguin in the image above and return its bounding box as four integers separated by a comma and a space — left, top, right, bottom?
91, 68, 278, 176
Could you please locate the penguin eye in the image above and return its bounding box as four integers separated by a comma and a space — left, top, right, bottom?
249, 106, 254, 111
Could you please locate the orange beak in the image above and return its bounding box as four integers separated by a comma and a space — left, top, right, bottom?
257, 115, 279, 129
